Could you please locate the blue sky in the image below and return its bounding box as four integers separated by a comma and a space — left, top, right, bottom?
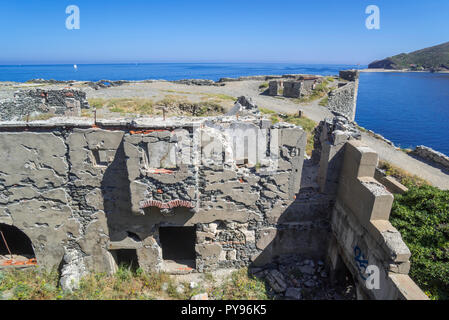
0, 0, 448, 65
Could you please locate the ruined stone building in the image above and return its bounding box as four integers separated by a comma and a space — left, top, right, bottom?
268, 76, 321, 98
0, 89, 87, 120
0, 73, 428, 299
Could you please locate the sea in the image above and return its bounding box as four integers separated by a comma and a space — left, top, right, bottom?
0, 63, 448, 156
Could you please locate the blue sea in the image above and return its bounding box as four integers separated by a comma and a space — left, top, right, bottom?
356, 72, 449, 156
0, 63, 448, 155
0, 63, 353, 82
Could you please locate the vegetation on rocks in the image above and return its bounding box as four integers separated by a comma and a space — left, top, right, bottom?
296, 78, 333, 104
88, 96, 226, 117
88, 98, 154, 115
390, 185, 449, 300
211, 268, 269, 300
260, 108, 317, 156
378, 161, 429, 187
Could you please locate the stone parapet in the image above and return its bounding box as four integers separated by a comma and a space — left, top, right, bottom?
326, 140, 428, 300
411, 145, 449, 170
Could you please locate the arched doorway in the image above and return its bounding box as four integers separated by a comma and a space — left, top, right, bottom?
0, 224, 36, 267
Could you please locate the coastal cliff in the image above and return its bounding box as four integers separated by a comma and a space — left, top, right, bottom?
369, 41, 449, 72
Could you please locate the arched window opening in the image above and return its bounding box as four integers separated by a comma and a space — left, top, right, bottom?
0, 224, 36, 267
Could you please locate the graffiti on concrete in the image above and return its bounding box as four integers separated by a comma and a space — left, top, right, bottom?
354, 246, 369, 281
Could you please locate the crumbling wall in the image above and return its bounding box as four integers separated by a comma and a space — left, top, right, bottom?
0, 89, 89, 121
0, 116, 316, 277
120, 118, 309, 272
283, 81, 302, 98
268, 81, 281, 96
314, 116, 361, 195
326, 140, 428, 300
327, 70, 360, 121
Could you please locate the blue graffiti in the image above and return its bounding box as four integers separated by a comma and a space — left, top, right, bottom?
354, 246, 369, 281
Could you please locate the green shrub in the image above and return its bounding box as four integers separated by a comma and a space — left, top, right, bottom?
259, 82, 269, 90
390, 185, 449, 299
319, 96, 328, 107
212, 268, 269, 300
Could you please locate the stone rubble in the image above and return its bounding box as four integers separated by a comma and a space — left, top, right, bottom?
226, 96, 261, 117
59, 248, 88, 293
0, 89, 89, 120
250, 255, 356, 300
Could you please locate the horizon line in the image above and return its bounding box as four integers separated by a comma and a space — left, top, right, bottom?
0, 62, 365, 67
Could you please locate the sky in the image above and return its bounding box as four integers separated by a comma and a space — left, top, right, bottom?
0, 0, 448, 65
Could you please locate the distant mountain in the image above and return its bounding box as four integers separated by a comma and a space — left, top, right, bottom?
368, 41, 449, 71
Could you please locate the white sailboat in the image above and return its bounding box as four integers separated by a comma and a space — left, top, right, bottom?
73, 64, 78, 70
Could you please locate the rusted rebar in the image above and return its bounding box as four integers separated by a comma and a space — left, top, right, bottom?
0, 226, 13, 260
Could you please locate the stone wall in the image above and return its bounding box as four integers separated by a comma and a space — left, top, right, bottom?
282, 80, 315, 98
269, 81, 281, 96
411, 145, 449, 170
0, 89, 89, 121
0, 116, 324, 279
267, 77, 319, 97
282, 81, 302, 98
327, 70, 360, 121
339, 70, 360, 82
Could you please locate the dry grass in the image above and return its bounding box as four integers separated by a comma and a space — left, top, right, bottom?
260, 108, 318, 156
156, 95, 225, 116
199, 93, 235, 101
378, 160, 430, 187
295, 79, 333, 104
0, 266, 269, 300
88, 98, 154, 115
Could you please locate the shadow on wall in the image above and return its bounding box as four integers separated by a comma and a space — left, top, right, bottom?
101, 140, 197, 272
247, 143, 346, 270
96, 125, 336, 277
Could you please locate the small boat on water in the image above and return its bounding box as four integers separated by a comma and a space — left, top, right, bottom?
74, 64, 78, 70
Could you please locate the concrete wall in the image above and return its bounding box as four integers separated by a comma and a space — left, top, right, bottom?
326, 140, 428, 300
314, 116, 361, 195
0, 117, 318, 278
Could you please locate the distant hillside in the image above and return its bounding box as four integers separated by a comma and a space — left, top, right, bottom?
369, 42, 449, 71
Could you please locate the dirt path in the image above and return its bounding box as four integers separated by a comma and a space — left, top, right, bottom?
85, 80, 334, 122
2, 79, 448, 189
361, 133, 449, 190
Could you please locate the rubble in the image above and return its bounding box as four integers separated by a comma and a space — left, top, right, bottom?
226, 96, 261, 117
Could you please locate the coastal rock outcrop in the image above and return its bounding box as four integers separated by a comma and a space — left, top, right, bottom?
411, 145, 449, 170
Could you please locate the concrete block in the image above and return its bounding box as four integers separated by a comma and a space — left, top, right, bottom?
389, 274, 429, 300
